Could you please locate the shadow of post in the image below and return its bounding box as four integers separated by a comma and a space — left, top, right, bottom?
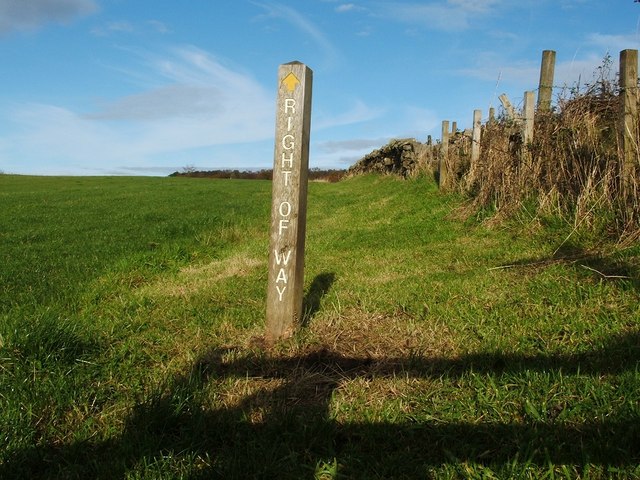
3, 331, 640, 479
301, 272, 336, 327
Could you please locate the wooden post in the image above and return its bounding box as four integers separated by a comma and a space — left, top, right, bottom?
537, 50, 556, 112
266, 61, 313, 343
499, 94, 516, 120
619, 49, 638, 202
439, 120, 449, 188
488, 107, 495, 126
523, 91, 535, 146
451, 122, 457, 135
471, 109, 482, 167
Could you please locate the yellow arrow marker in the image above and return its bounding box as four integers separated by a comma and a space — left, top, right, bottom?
282, 72, 300, 92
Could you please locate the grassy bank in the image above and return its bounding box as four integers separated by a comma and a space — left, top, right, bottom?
1, 174, 639, 478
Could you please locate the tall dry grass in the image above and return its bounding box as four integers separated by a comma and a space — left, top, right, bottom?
447, 62, 640, 243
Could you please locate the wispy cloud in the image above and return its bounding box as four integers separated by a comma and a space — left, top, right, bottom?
456, 51, 613, 97
91, 20, 134, 36
314, 100, 384, 130
335, 3, 367, 13
447, 0, 502, 14
0, 45, 275, 173
252, 2, 342, 68
147, 19, 170, 34
380, 0, 503, 32
399, 106, 439, 138
456, 53, 540, 85
318, 138, 387, 153
87, 85, 225, 121
91, 19, 172, 37
587, 33, 640, 53
0, 0, 98, 35
90, 45, 275, 145
336, 4, 357, 13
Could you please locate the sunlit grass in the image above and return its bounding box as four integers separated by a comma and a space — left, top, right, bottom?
1, 173, 638, 479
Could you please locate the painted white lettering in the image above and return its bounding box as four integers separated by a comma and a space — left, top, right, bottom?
287, 116, 293, 132
274, 248, 292, 265
279, 201, 292, 217
276, 285, 287, 301
281, 152, 294, 169
276, 268, 288, 284
282, 134, 295, 150
283, 170, 292, 186
278, 219, 289, 235
285, 98, 296, 114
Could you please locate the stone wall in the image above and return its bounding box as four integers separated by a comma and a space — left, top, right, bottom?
347, 138, 436, 178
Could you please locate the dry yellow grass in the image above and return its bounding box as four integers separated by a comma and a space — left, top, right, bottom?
140, 254, 264, 300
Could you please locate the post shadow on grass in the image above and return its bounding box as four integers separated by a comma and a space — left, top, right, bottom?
301, 271, 335, 327
433, 168, 440, 186
3, 330, 640, 479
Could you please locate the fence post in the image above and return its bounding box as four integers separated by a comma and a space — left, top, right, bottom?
471, 110, 482, 168
523, 91, 535, 146
619, 49, 638, 203
439, 120, 450, 188
451, 122, 457, 135
499, 94, 516, 120
266, 61, 313, 343
488, 107, 495, 126
537, 50, 556, 112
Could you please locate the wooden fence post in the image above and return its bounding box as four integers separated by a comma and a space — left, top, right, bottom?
523, 91, 535, 146
488, 107, 495, 126
537, 50, 556, 112
439, 120, 450, 188
471, 110, 482, 167
619, 49, 638, 203
266, 61, 313, 343
499, 94, 516, 120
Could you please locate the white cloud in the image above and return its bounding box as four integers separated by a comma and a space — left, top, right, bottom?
336, 3, 356, 13
95, 45, 275, 124
455, 50, 616, 108
381, 0, 503, 32
447, 0, 502, 13
147, 20, 170, 34
91, 19, 172, 37
335, 3, 367, 13
87, 85, 225, 121
554, 54, 617, 88
91, 20, 134, 36
0, 43, 390, 175
314, 100, 384, 130
252, 2, 342, 68
312, 104, 437, 168
0, 45, 275, 174
0, 0, 98, 35
399, 106, 439, 138
318, 138, 386, 153
457, 55, 540, 85
587, 33, 640, 53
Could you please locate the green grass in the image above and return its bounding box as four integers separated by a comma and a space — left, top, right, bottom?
1, 173, 639, 479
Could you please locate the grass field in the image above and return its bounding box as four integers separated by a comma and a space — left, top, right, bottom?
1, 173, 639, 479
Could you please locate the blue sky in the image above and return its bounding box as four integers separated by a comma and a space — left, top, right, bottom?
0, 0, 639, 176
